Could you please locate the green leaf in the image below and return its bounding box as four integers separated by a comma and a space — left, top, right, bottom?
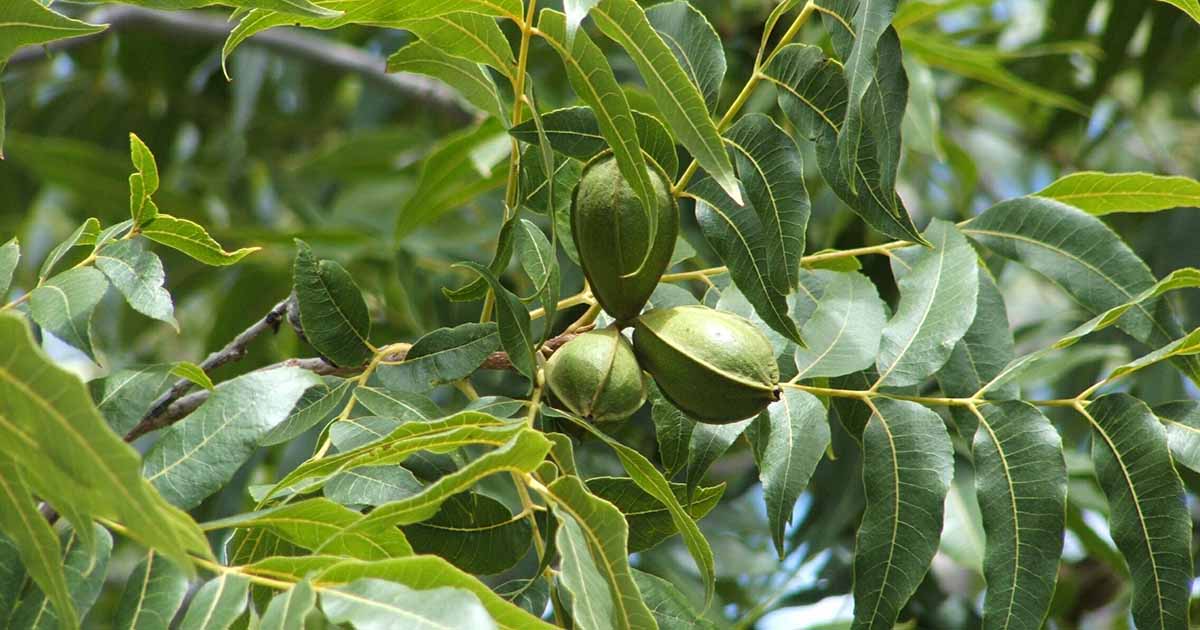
223, 1, 523, 63
0, 455, 73, 629
0, 238, 20, 299
128, 133, 160, 226
1153, 401, 1200, 474
852, 399, 953, 630
965, 197, 1200, 386
586, 477, 724, 553
834, 0, 900, 196
342, 429, 551, 532
510, 107, 678, 177
443, 216, 517, 303
386, 40, 506, 121
89, 365, 174, 435
178, 574, 250, 630
971, 402, 1067, 630
143, 366, 321, 509
746, 389, 829, 558
514, 219, 560, 341
537, 9, 660, 226
261, 581, 316, 630
29, 266, 109, 360
378, 323, 499, 392
96, 240, 177, 330
141, 214, 259, 266
793, 269, 886, 379
1084, 394, 1191, 630
395, 121, 508, 240
402, 12, 515, 78
0, 0, 106, 64
454, 262, 536, 381
259, 377, 351, 445
215, 498, 413, 560
293, 239, 373, 367
325, 465, 424, 507
1158, 0, 1200, 23
875, 219, 979, 387
1052, 268, 1200, 351
38, 217, 99, 280
763, 44, 927, 244
651, 388, 693, 478
631, 569, 714, 630
590, 0, 741, 205
0, 534, 22, 622
1035, 171, 1200, 216
114, 552, 188, 630
645, 1, 725, 114
132, 0, 343, 18
1101, 327, 1200, 383
166, 362, 212, 392
353, 386, 440, 420
321, 578, 495, 630
521, 146, 583, 218
547, 475, 658, 630
403, 492, 531, 575
725, 114, 811, 293
316, 556, 557, 630
688, 173, 803, 344
684, 418, 752, 500
7, 523, 111, 630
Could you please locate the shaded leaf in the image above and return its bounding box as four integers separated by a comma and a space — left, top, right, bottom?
143, 367, 321, 509
89, 365, 174, 434
114, 552, 188, 630
0, 238, 19, 299
96, 240, 177, 329
293, 239, 372, 367
325, 465, 424, 507
1158, 0, 1200, 23
380, 324, 499, 393
178, 574, 249, 630
852, 399, 953, 630
684, 418, 752, 499
632, 569, 715, 630
353, 386, 440, 420
793, 269, 886, 379
404, 492, 532, 575
586, 477, 724, 553
261, 377, 353, 446
1153, 401, 1200, 474
29, 266, 108, 360
261, 581, 316, 630
7, 524, 111, 630
454, 261, 536, 381
387, 40, 506, 120
0, 454, 73, 628
514, 218, 560, 341
646, 0, 725, 113
321, 578, 495, 630
39, 217, 99, 280
510, 107, 678, 177
651, 388, 693, 477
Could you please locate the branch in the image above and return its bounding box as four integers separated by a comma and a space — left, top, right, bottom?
8, 6, 472, 122
124, 297, 292, 442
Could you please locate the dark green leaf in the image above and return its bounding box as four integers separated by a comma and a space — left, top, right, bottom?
1085, 394, 1191, 630
379, 323, 500, 392
96, 240, 177, 329
114, 552, 188, 630
746, 389, 829, 557
684, 418, 752, 499
443, 216, 517, 302
0, 238, 19, 299
29, 266, 108, 360
7, 524, 111, 630
586, 477, 724, 553
143, 367, 321, 509
178, 574, 249, 630
876, 219, 979, 387
645, 0, 725, 113
0, 454, 73, 629
89, 365, 173, 435
293, 239, 372, 367
852, 399, 953, 630
1153, 401, 1200, 474
454, 261, 536, 381
404, 492, 532, 575
651, 388, 694, 477
972, 402, 1067, 630
632, 569, 715, 630
511, 107, 678, 177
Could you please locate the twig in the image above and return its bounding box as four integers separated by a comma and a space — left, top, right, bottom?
124, 298, 291, 442
7, 6, 472, 122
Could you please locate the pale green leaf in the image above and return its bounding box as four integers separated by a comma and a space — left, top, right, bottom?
632, 569, 714, 630
793, 269, 886, 379
261, 377, 351, 446
353, 386, 440, 420
141, 214, 259, 266
168, 362, 211, 392
38, 217, 99, 280
403, 492, 531, 575
972, 402, 1066, 630
143, 367, 322, 509
1153, 401, 1200, 474
0, 238, 20, 299
378, 323, 499, 392
591, 0, 741, 204
96, 240, 177, 330
0, 0, 105, 63
386, 40, 506, 120
0, 455, 73, 629
293, 239, 372, 367
114, 552, 188, 630
89, 365, 173, 434
852, 399, 953, 630
1085, 394, 1191, 630
321, 578, 495, 630
316, 556, 557, 630
29, 266, 108, 359
178, 574, 249, 630
7, 524, 111, 630
645, 0, 725, 113
213, 498, 413, 560
128, 133, 160, 226
402, 12, 515, 78
261, 581, 315, 630
746, 389, 829, 557
1036, 171, 1200, 216
875, 219, 979, 387
325, 465, 424, 507
548, 475, 658, 630
965, 197, 1200, 385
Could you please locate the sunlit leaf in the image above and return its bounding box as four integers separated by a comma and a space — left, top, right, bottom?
1153, 401, 1200, 474
29, 266, 109, 360
0, 238, 18, 299
141, 215, 259, 266
0, 0, 105, 65
1035, 171, 1200, 216
321, 578, 495, 630
96, 240, 177, 330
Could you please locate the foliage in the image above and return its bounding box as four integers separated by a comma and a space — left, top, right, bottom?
2, 0, 1200, 628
